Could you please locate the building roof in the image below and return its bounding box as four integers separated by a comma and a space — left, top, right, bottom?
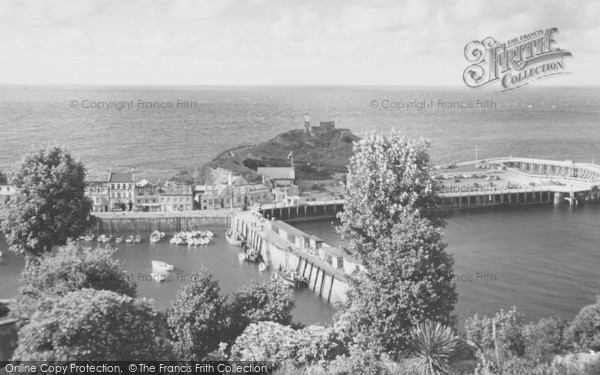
257, 167, 295, 180
108, 172, 134, 183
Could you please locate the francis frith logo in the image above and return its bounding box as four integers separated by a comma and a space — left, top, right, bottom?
463, 27, 572, 91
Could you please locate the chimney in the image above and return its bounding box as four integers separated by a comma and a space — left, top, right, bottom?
228, 172, 232, 186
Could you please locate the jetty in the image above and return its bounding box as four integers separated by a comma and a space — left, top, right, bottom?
231, 207, 360, 304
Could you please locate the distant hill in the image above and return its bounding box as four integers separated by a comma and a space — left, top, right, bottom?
178, 128, 360, 184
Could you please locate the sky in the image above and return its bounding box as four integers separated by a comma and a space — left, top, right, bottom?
0, 0, 598, 86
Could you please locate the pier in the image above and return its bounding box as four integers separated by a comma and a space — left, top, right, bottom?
231, 208, 361, 304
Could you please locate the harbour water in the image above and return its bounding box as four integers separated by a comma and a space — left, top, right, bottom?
0, 228, 336, 326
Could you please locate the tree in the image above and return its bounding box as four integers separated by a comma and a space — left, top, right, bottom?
10, 243, 137, 325
230, 321, 346, 367
225, 281, 295, 342
338, 131, 443, 263
335, 132, 456, 356
1, 146, 92, 256
567, 296, 600, 351
12, 289, 171, 361
167, 268, 227, 360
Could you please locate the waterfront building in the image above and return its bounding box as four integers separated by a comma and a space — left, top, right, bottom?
195, 173, 271, 210
158, 180, 194, 211
108, 171, 137, 211
136, 179, 161, 212
85, 182, 109, 212
257, 167, 296, 187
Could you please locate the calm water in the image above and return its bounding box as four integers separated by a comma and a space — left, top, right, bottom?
1, 85, 600, 325
0, 228, 335, 326
293, 203, 600, 324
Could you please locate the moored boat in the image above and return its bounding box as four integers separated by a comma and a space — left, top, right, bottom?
150, 273, 166, 282
96, 234, 106, 242
258, 262, 267, 273
226, 230, 243, 246
205, 230, 214, 238
150, 230, 161, 243
125, 235, 134, 243
115, 236, 124, 243
134, 235, 142, 243
101, 235, 112, 243
84, 234, 95, 242
238, 252, 247, 262
151, 260, 174, 271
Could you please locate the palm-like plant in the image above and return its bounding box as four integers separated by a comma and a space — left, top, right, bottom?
409, 320, 459, 375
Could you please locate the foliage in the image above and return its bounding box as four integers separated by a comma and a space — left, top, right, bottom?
498, 358, 551, 375
230, 322, 346, 367
552, 352, 600, 375
11, 289, 171, 361
465, 307, 526, 368
567, 296, 600, 351
167, 268, 227, 360
10, 242, 136, 325
523, 315, 570, 361
1, 146, 92, 256
408, 320, 459, 375
336, 211, 457, 355
225, 281, 295, 342
338, 131, 443, 262
335, 132, 456, 357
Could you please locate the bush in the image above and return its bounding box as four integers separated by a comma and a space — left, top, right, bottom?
567, 296, 600, 351
465, 307, 526, 365
523, 316, 570, 361
408, 320, 458, 375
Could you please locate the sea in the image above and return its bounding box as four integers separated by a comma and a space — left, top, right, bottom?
0, 85, 599, 326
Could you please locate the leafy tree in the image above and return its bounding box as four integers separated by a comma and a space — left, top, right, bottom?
230, 321, 346, 367
167, 268, 227, 360
1, 146, 92, 256
336, 210, 456, 355
10, 243, 137, 325
408, 320, 459, 375
335, 132, 456, 357
338, 131, 443, 263
523, 315, 570, 361
12, 289, 172, 361
567, 296, 600, 351
225, 281, 295, 342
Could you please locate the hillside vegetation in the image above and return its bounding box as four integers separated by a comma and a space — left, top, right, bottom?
179, 128, 360, 184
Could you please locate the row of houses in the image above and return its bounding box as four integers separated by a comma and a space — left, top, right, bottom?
1, 166, 300, 213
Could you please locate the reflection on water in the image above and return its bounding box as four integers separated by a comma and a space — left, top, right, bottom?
0, 227, 336, 326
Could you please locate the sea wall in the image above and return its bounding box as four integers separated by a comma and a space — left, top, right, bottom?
235, 218, 349, 304
92, 216, 230, 234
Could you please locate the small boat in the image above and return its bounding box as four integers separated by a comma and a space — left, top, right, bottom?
203, 238, 210, 245
115, 236, 124, 243
151, 260, 174, 271
278, 270, 302, 289
159, 232, 165, 238
175, 237, 183, 245
77, 235, 87, 240
125, 235, 134, 243
187, 239, 194, 246
258, 262, 267, 273
170, 237, 177, 244
101, 235, 112, 243
238, 253, 247, 262
194, 238, 202, 246
84, 234, 95, 242
270, 271, 278, 282
96, 234, 106, 242
205, 230, 214, 238
150, 230, 161, 243
226, 230, 243, 246
134, 235, 142, 243
150, 273, 166, 282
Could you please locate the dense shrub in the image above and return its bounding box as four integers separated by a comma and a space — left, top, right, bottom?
523, 316, 570, 361
567, 296, 600, 351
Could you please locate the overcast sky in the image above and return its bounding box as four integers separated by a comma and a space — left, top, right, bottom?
0, 0, 598, 86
